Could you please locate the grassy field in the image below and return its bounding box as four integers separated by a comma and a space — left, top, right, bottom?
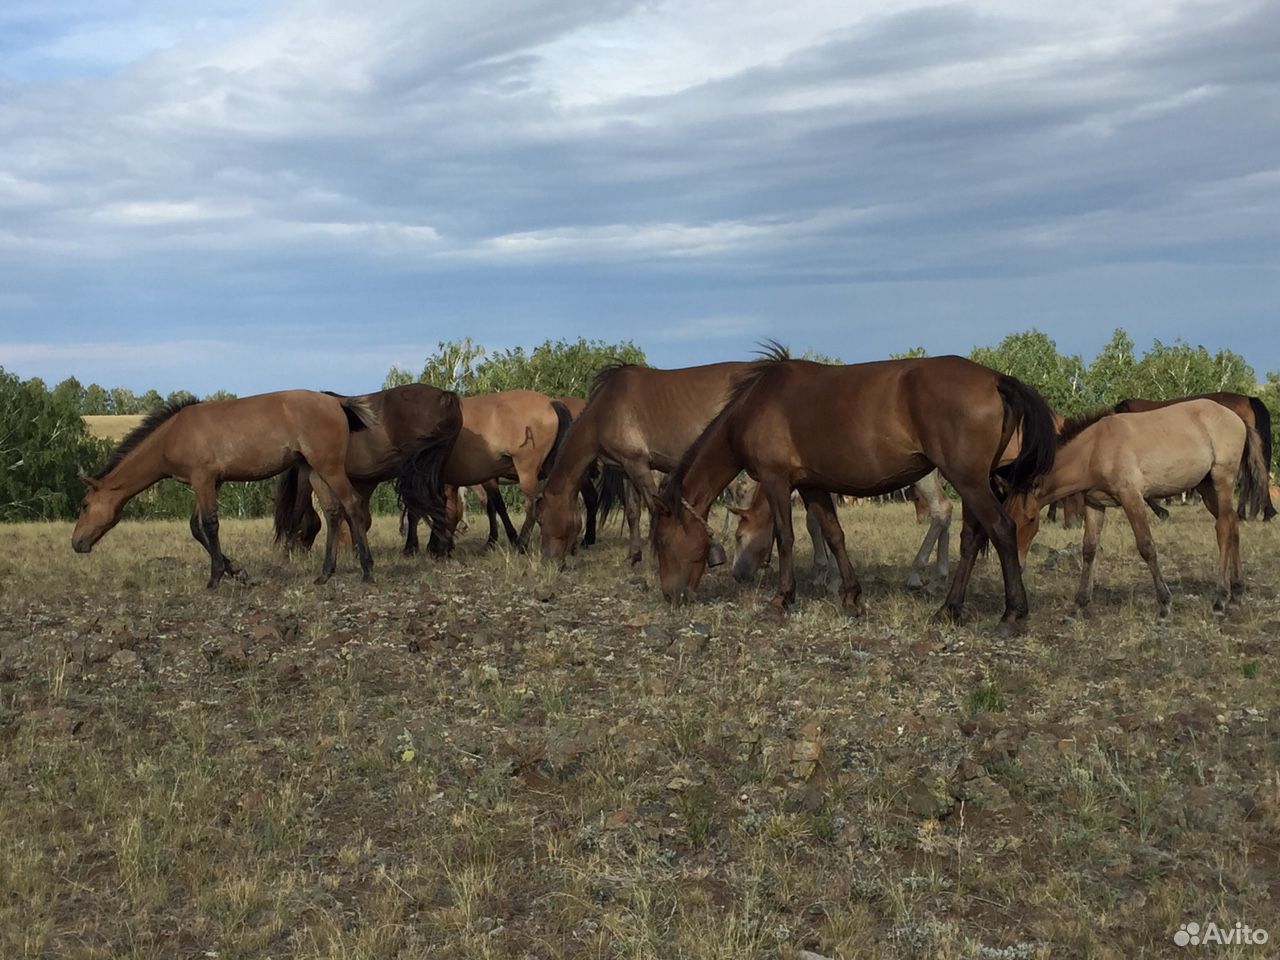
0, 503, 1276, 959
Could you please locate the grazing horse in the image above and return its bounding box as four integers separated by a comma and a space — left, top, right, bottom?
397, 390, 574, 555
74, 391, 380, 587
273, 384, 462, 579
1115, 393, 1276, 521
728, 470, 952, 591
537, 361, 751, 564
1006, 400, 1268, 617
651, 353, 1056, 632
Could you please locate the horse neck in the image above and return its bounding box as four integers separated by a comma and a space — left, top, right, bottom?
1038, 437, 1094, 504
674, 418, 741, 516
101, 425, 172, 498
541, 412, 598, 499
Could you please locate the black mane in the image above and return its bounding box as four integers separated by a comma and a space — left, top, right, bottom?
1057, 408, 1113, 448
661, 351, 789, 514
91, 398, 200, 479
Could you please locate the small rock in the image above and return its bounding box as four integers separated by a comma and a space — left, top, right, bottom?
957, 776, 1014, 811
641, 625, 672, 651
109, 649, 141, 670
532, 585, 556, 603
905, 775, 956, 819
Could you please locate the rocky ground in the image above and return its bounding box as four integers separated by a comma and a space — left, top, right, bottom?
0, 505, 1276, 959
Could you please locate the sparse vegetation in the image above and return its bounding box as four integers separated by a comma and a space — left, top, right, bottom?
0, 503, 1276, 958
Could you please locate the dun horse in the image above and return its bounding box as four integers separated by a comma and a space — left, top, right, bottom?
652, 352, 1056, 632
273, 384, 462, 579
1115, 393, 1275, 521
1007, 400, 1268, 617
74, 391, 380, 587
396, 390, 573, 555
729, 470, 952, 591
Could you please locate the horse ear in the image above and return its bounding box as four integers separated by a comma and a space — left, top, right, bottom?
79, 471, 101, 492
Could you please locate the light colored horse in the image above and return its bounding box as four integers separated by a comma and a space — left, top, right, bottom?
1006, 399, 1269, 617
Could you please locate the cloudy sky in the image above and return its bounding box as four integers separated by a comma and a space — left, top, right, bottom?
0, 0, 1276, 394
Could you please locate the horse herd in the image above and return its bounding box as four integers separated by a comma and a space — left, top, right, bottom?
70, 348, 1274, 634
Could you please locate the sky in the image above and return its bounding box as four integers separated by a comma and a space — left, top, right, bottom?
0, 0, 1277, 395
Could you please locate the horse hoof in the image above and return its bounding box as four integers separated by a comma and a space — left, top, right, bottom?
206, 578, 222, 590
842, 597, 864, 617
362, 573, 374, 584
993, 619, 1025, 639
402, 546, 418, 558
904, 575, 924, 592
628, 552, 643, 566
314, 574, 332, 586
931, 605, 961, 625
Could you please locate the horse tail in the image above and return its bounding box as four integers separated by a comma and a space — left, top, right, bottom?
1247, 397, 1274, 514
596, 463, 627, 528
394, 391, 463, 553
339, 395, 378, 433
540, 400, 574, 480
1238, 422, 1270, 520
992, 375, 1056, 494
273, 464, 320, 550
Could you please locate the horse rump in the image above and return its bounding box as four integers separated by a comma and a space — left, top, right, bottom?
394, 392, 463, 554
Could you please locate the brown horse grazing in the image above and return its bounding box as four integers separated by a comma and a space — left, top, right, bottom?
652, 352, 1056, 632
728, 469, 952, 591
1007, 400, 1269, 617
397, 390, 573, 555
75, 391, 380, 587
1115, 393, 1276, 521
537, 361, 751, 564
273, 384, 462, 579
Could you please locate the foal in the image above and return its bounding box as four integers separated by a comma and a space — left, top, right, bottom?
1007, 400, 1269, 617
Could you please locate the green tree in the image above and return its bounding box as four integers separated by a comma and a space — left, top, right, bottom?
383, 366, 415, 389
1081, 329, 1137, 407
474, 338, 645, 397
890, 346, 929, 359
800, 348, 842, 364
82, 383, 111, 415
0, 368, 110, 520
969, 329, 1088, 415
204, 390, 237, 402
52, 376, 85, 412
418, 337, 487, 394
109, 386, 139, 414
138, 389, 165, 411
1127, 339, 1255, 400
166, 389, 199, 407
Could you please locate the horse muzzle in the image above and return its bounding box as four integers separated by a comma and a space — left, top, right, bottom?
72, 538, 92, 554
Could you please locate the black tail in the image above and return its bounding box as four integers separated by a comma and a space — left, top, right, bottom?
540, 400, 574, 480
1247, 396, 1275, 520
992, 375, 1056, 494
273, 465, 322, 550
394, 392, 463, 553
596, 463, 627, 528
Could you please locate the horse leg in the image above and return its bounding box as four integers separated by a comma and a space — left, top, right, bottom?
1073, 504, 1106, 615
935, 505, 986, 624
579, 475, 599, 547
937, 479, 1027, 633
763, 479, 797, 610
191, 479, 235, 589
311, 468, 374, 582
804, 500, 835, 592
1146, 497, 1170, 521
618, 460, 660, 565
309, 478, 344, 584
799, 486, 861, 614
1197, 476, 1240, 610
1119, 493, 1172, 618
907, 474, 951, 590
623, 478, 643, 564
483, 481, 520, 547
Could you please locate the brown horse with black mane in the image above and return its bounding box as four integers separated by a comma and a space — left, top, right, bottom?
74, 390, 382, 587
536, 361, 750, 564
1114, 393, 1275, 521
651, 351, 1056, 633
273, 383, 462, 578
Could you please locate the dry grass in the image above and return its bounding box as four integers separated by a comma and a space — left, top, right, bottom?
83, 415, 145, 442
0, 502, 1276, 958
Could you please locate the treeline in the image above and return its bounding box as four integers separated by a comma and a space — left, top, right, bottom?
1, 330, 1273, 523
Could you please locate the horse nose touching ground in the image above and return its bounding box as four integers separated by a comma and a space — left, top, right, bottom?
651, 350, 1056, 636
